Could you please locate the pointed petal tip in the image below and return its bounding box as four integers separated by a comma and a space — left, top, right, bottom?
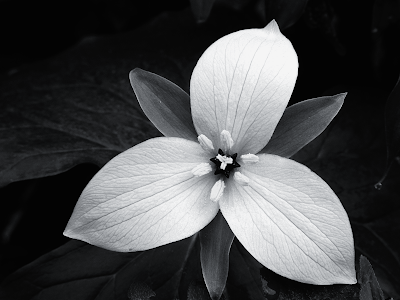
264, 19, 280, 33
336, 273, 357, 285
63, 225, 80, 240
62, 229, 70, 238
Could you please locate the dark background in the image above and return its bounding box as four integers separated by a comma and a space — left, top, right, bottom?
1, 0, 400, 298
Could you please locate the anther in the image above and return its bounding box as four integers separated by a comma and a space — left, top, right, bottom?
198, 134, 215, 152
210, 179, 225, 202
234, 172, 250, 186
220, 130, 234, 152
191, 163, 212, 177
240, 153, 259, 164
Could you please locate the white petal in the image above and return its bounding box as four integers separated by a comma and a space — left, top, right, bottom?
192, 162, 212, 177
190, 20, 298, 155
220, 154, 356, 285
64, 137, 219, 252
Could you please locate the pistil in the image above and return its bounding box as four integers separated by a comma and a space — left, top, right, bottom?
210, 149, 240, 178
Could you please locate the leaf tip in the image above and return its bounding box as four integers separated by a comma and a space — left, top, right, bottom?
337, 92, 348, 101
129, 68, 144, 83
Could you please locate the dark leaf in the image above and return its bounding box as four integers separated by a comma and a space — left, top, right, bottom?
377, 74, 400, 185
190, 0, 217, 23
371, 0, 400, 83
0, 237, 197, 300
264, 0, 308, 30
177, 235, 204, 300
199, 212, 235, 300
261, 267, 359, 300
303, 0, 345, 55
261, 93, 345, 158
0, 8, 259, 188
187, 282, 213, 300
128, 282, 156, 300
227, 240, 264, 300
129, 68, 197, 141
353, 215, 400, 299
292, 87, 400, 298
358, 255, 385, 300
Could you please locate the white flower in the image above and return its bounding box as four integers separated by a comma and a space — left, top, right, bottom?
64, 20, 356, 286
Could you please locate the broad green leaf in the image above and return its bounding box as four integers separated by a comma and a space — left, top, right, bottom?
129, 68, 197, 141
261, 93, 345, 158
358, 255, 385, 300
199, 212, 235, 300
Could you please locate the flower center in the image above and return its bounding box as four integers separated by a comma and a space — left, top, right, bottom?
210, 149, 240, 178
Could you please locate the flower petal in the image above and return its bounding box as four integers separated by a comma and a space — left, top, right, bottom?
190, 20, 298, 154
261, 93, 346, 157
130, 68, 197, 141
220, 154, 356, 285
64, 137, 219, 252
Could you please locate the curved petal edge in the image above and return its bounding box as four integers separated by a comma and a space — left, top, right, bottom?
64, 137, 219, 252
220, 154, 356, 285
190, 20, 298, 155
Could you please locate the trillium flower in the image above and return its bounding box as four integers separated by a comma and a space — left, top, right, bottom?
64, 20, 356, 295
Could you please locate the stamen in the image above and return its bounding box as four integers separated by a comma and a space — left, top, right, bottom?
240, 153, 259, 164
233, 172, 250, 186
220, 130, 234, 152
191, 163, 212, 177
198, 134, 214, 152
210, 179, 225, 202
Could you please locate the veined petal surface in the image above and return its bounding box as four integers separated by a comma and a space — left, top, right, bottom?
130, 68, 198, 141
220, 154, 356, 285
190, 20, 298, 154
64, 137, 218, 252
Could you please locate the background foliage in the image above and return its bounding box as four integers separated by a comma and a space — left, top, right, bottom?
0, 0, 399, 299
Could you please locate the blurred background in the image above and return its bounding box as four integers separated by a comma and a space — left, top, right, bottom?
0, 0, 400, 298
